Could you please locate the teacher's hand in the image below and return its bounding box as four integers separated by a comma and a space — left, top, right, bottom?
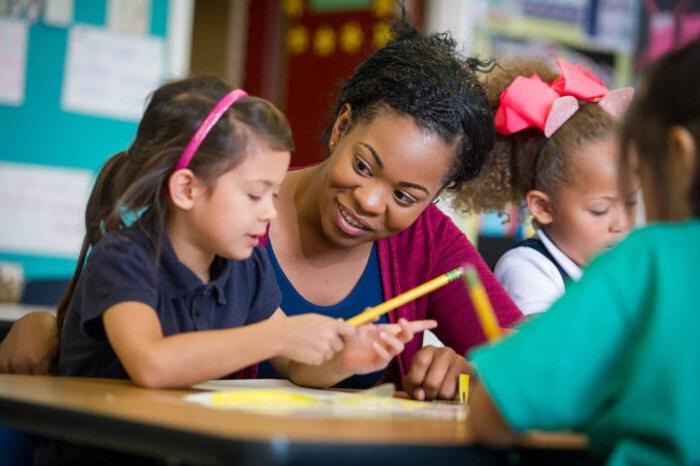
0, 311, 58, 375
403, 345, 473, 401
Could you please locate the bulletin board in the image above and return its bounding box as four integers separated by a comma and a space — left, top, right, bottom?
0, 0, 170, 279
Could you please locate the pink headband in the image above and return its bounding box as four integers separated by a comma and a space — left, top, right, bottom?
175, 89, 249, 170
494, 60, 634, 137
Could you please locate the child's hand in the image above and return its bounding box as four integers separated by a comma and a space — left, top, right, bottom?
278, 314, 355, 366
402, 345, 474, 401
341, 318, 437, 375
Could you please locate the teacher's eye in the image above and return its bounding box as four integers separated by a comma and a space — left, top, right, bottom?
247, 194, 262, 202
589, 208, 608, 216
353, 157, 372, 176
394, 190, 417, 207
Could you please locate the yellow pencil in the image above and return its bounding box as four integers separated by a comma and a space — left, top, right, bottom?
347, 267, 465, 327
458, 374, 470, 403
464, 265, 502, 342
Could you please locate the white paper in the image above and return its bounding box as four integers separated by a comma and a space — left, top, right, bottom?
62, 24, 165, 121
185, 380, 465, 419
192, 379, 394, 398
0, 18, 28, 106
0, 162, 93, 257
43, 0, 73, 26
108, 0, 150, 35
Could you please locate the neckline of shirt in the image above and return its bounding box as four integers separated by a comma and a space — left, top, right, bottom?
536, 228, 583, 281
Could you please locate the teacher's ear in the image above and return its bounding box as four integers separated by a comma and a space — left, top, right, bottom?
330, 104, 353, 148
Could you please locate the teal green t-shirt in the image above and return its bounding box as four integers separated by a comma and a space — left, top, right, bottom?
470, 220, 700, 466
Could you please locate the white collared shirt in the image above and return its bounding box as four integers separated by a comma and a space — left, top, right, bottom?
494, 229, 582, 315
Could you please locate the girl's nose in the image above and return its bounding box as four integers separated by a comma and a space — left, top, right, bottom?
260, 195, 278, 222
610, 204, 631, 234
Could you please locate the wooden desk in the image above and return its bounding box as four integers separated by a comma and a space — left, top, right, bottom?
0, 375, 600, 466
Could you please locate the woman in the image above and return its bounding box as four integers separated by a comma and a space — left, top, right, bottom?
2, 23, 522, 400
259, 22, 521, 397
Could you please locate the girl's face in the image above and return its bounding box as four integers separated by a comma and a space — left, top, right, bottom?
545, 136, 637, 266
193, 139, 290, 259
318, 107, 455, 248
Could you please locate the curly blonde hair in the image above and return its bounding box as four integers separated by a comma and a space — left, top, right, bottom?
453, 60, 617, 214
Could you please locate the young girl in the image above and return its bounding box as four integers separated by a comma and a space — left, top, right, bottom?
467, 38, 700, 465
455, 60, 637, 315
55, 76, 433, 390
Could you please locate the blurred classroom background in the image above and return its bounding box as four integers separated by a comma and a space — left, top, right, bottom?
1, 0, 698, 306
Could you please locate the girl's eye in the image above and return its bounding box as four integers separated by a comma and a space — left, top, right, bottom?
248, 194, 262, 202
394, 190, 417, 207
354, 157, 372, 176
590, 209, 609, 216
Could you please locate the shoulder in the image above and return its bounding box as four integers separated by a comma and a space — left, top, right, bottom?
595, 222, 696, 265
624, 220, 700, 246
419, 204, 464, 233
495, 247, 564, 315
393, 204, 469, 247
496, 247, 561, 280
383, 204, 480, 268
87, 226, 156, 273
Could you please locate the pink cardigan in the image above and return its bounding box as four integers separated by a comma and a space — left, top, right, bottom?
372, 204, 523, 381
241, 204, 523, 383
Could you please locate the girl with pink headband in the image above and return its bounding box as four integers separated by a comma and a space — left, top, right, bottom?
45, 76, 433, 390
455, 59, 639, 315
33, 75, 436, 463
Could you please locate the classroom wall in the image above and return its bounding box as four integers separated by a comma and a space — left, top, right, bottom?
0, 0, 192, 280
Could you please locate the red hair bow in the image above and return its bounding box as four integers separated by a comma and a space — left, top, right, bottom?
494, 60, 633, 137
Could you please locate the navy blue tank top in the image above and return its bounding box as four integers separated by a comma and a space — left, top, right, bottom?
259, 242, 387, 388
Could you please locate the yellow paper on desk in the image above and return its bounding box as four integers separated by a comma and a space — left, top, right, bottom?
184, 384, 466, 420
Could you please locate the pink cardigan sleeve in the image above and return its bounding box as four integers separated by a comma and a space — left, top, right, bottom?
424, 209, 523, 354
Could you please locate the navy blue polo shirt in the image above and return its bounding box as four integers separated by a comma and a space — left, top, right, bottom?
58, 223, 281, 379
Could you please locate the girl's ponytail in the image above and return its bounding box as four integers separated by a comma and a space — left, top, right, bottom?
56, 75, 294, 335
56, 151, 129, 331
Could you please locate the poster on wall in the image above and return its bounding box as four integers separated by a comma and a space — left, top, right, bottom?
43, 0, 74, 26
107, 0, 150, 35
0, 162, 93, 258
482, 0, 638, 53
61, 24, 165, 121
0, 17, 27, 106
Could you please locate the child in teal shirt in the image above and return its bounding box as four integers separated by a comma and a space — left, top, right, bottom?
467, 38, 700, 466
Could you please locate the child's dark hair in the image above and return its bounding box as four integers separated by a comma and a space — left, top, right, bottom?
621, 38, 700, 219
324, 21, 495, 191
56, 76, 293, 330
454, 61, 617, 213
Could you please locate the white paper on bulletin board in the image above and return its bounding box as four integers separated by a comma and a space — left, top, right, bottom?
44, 0, 74, 26
0, 18, 28, 106
108, 0, 151, 35
62, 24, 165, 121
0, 162, 93, 258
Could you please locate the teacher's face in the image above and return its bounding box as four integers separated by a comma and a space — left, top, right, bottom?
317, 105, 455, 247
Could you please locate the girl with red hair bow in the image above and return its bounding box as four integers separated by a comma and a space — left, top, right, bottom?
455, 59, 639, 315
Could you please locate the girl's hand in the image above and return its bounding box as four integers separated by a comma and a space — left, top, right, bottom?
0, 312, 58, 375
277, 314, 355, 366
402, 345, 474, 401
341, 318, 437, 375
